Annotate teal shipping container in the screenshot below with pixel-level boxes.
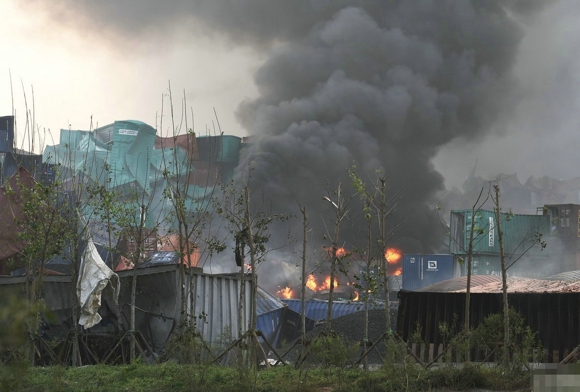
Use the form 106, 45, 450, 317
449, 210, 549, 255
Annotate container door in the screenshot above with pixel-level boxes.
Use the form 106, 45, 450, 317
421, 255, 454, 288
402, 254, 421, 291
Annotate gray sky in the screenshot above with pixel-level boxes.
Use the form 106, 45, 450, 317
1, 1, 260, 151
3, 0, 579, 193
433, 0, 580, 188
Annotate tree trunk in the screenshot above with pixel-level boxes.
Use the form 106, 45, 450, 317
326, 184, 342, 333
380, 179, 391, 334
363, 199, 372, 371
130, 205, 146, 363
244, 186, 259, 366
130, 262, 137, 362
71, 239, 81, 367
300, 207, 307, 348
178, 221, 187, 331
494, 185, 509, 364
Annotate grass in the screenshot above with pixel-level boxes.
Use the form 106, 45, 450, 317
0, 361, 532, 392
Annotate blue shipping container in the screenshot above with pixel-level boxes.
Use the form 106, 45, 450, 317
402, 254, 457, 291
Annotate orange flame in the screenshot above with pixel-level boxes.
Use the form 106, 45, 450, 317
321, 276, 339, 290
276, 286, 293, 299
335, 247, 347, 258
352, 291, 359, 301
385, 248, 402, 263
393, 267, 402, 276
304, 274, 339, 292
306, 274, 317, 291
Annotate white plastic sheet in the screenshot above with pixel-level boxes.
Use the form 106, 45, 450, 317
77, 237, 120, 328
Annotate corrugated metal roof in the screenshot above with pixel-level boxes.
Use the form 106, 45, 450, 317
257, 308, 284, 347
419, 274, 580, 293
418, 275, 501, 292
547, 270, 580, 281
257, 286, 286, 315
282, 299, 383, 322
464, 277, 580, 293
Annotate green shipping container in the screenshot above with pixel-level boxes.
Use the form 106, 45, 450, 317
450, 209, 549, 255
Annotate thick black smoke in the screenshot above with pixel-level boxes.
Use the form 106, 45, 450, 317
223, 1, 546, 253
21, 0, 554, 253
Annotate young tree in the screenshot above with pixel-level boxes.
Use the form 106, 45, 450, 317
299, 206, 308, 351
84, 145, 166, 363
214, 176, 290, 367
464, 188, 488, 334
322, 183, 352, 333
348, 167, 400, 367
158, 85, 219, 334
490, 183, 546, 364
493, 184, 509, 364
4, 168, 68, 365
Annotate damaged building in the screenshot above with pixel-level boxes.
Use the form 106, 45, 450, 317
0, 116, 308, 365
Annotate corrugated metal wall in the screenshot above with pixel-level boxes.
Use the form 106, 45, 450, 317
118, 266, 253, 350
1, 267, 257, 359
397, 290, 580, 363
0, 275, 75, 340
188, 270, 252, 345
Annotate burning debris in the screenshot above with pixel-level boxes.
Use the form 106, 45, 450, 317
385, 247, 402, 276
276, 286, 293, 299
272, 246, 404, 301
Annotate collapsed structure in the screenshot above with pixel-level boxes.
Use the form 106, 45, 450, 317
4, 112, 580, 364
0, 117, 374, 364
0, 117, 279, 364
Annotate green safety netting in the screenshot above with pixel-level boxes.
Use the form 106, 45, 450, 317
43, 120, 240, 230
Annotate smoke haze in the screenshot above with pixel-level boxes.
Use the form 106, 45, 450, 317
19, 0, 576, 254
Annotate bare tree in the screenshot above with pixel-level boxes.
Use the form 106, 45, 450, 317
158, 85, 220, 335
464, 188, 489, 334
347, 167, 401, 368
490, 183, 546, 365
300, 206, 308, 353
213, 175, 290, 368
493, 184, 509, 364
322, 183, 352, 333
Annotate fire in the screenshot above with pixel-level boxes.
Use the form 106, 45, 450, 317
306, 274, 317, 291
335, 247, 347, 258
276, 286, 293, 299
352, 291, 359, 301
385, 248, 402, 263
305, 274, 338, 292
385, 248, 403, 276
321, 276, 338, 290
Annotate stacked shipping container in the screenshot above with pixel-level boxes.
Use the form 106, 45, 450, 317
449, 209, 550, 277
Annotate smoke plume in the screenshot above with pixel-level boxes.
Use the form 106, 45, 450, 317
21, 0, 555, 253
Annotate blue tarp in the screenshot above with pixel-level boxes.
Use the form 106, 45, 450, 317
256, 287, 286, 347
282, 299, 384, 322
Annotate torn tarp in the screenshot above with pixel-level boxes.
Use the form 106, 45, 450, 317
77, 237, 120, 328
